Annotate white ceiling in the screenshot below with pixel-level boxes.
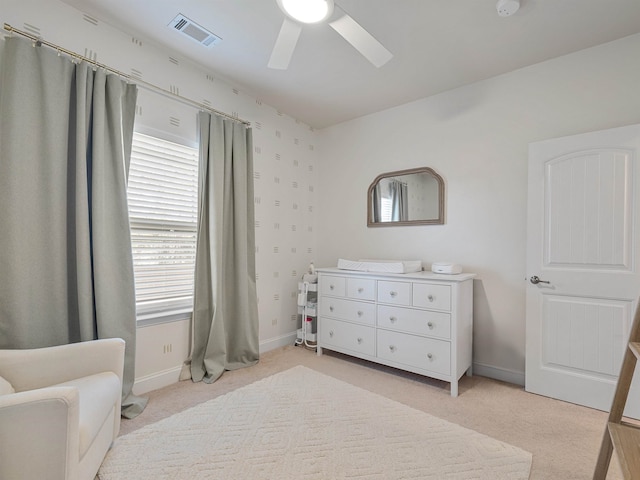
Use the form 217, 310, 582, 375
60, 0, 640, 129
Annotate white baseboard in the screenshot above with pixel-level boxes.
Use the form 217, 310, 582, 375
132, 333, 298, 396
260, 331, 298, 353
133, 366, 183, 395
473, 362, 525, 386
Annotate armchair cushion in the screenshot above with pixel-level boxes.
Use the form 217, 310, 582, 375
53, 372, 121, 457
0, 376, 15, 395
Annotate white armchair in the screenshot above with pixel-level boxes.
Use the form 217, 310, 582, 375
0, 338, 125, 480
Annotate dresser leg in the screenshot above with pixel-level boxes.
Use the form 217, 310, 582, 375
450, 381, 458, 397
317, 346, 323, 356
466, 365, 473, 377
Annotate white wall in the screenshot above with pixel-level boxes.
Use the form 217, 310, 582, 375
317, 33, 640, 383
4, 0, 319, 393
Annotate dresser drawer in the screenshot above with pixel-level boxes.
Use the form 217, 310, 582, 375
413, 283, 451, 311
319, 297, 375, 326
320, 318, 375, 356
377, 305, 451, 340
377, 280, 411, 306
320, 275, 346, 297
377, 330, 451, 376
347, 278, 375, 301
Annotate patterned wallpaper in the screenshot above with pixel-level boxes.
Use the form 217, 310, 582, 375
2, 0, 319, 344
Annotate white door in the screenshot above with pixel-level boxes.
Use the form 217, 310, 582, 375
526, 123, 640, 418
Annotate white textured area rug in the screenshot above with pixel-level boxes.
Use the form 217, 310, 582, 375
98, 366, 532, 479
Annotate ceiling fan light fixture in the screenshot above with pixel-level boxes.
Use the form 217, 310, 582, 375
277, 0, 334, 24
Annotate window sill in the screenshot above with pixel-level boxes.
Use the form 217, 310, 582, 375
136, 308, 192, 328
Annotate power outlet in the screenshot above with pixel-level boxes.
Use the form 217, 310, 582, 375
163, 344, 173, 354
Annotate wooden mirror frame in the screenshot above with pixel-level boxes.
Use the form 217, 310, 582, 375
367, 167, 445, 227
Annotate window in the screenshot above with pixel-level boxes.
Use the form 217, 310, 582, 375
380, 197, 392, 222
127, 132, 199, 320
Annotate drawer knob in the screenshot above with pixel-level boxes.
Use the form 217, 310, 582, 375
358, 287, 364, 293
389, 316, 397, 323
428, 295, 434, 302
329, 305, 334, 312
427, 321, 434, 328
357, 310, 363, 317
427, 353, 433, 359
389, 345, 396, 352
329, 331, 334, 337
330, 284, 335, 290
390, 291, 397, 298
357, 337, 363, 344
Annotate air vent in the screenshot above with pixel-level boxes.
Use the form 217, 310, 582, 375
168, 14, 221, 47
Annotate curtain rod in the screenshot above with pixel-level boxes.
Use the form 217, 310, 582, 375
2, 23, 251, 126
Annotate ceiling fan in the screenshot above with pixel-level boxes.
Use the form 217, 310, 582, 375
268, 0, 393, 70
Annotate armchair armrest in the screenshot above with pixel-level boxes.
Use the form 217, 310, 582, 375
0, 338, 125, 392
0, 387, 80, 480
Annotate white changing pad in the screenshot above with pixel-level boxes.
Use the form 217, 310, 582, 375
337, 258, 422, 274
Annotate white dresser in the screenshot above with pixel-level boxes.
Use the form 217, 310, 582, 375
316, 268, 475, 397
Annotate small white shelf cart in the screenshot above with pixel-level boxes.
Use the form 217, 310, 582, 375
295, 281, 318, 349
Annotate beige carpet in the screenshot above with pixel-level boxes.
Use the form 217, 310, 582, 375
99, 365, 532, 479
115, 346, 624, 479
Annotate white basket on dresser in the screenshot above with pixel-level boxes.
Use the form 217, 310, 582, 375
316, 267, 476, 397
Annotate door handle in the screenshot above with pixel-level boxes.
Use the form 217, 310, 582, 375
530, 275, 550, 285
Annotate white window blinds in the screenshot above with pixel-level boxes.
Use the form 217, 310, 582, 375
128, 132, 199, 318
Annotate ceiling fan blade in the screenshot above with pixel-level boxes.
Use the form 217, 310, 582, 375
329, 14, 392, 68
268, 18, 302, 70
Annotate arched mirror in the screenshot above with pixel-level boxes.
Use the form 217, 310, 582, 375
367, 167, 444, 227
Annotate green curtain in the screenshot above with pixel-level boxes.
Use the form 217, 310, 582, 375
389, 179, 408, 222
0, 37, 146, 418
190, 112, 259, 383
